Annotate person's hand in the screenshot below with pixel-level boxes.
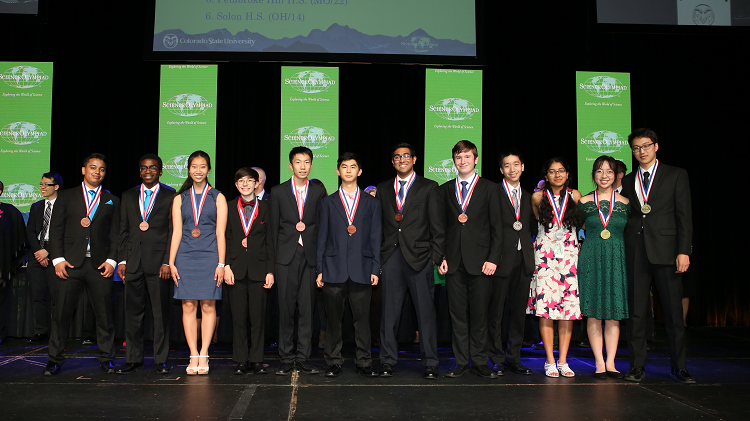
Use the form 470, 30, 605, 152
264, 273, 274, 289
371, 274, 379, 286
55, 261, 74, 279
676, 254, 690, 273
117, 264, 126, 281
224, 266, 235, 285
40, 258, 49, 268
171, 265, 180, 287
34, 249, 49, 264
159, 265, 171, 280
316, 273, 324, 288
481, 261, 497, 276
438, 259, 448, 275
99, 262, 115, 278
214, 266, 225, 287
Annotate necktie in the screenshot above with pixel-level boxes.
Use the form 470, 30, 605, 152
40, 201, 52, 241
642, 171, 650, 191
461, 181, 468, 202
144, 190, 153, 211
512, 188, 519, 213
398, 180, 406, 201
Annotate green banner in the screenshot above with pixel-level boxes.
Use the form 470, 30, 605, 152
280, 67, 339, 191
0, 62, 53, 214
423, 69, 483, 184
158, 64, 218, 190
575, 71, 632, 193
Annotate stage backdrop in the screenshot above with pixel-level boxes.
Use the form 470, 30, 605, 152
0, 62, 53, 214
575, 71, 631, 193
423, 69, 483, 185
158, 64, 218, 190
280, 67, 339, 191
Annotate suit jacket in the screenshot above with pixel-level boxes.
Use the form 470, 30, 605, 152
375, 175, 443, 271
226, 198, 275, 281
621, 162, 693, 265
117, 183, 175, 274
0, 202, 27, 280
48, 185, 120, 268
316, 188, 382, 285
436, 177, 503, 276
495, 182, 535, 277
270, 180, 326, 267
26, 199, 48, 257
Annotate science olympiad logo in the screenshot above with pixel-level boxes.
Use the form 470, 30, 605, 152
428, 159, 459, 183
285, 71, 336, 94
164, 155, 190, 179
402, 37, 439, 53
284, 126, 335, 149
162, 94, 213, 117
580, 130, 628, 154
1, 66, 49, 89
163, 34, 179, 49
430, 98, 480, 121
693, 5, 715, 25
3, 183, 42, 208
579, 76, 628, 99
1, 121, 48, 145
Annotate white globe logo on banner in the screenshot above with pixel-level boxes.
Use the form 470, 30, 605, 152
163, 93, 212, 117
581, 130, 628, 154
693, 5, 715, 25
163, 34, 179, 49
164, 155, 190, 178
2, 66, 48, 89
285, 126, 334, 149
581, 76, 627, 99
287, 71, 335, 94
1, 121, 47, 145
429, 159, 459, 183
402, 37, 438, 53
3, 183, 41, 207
431, 98, 479, 121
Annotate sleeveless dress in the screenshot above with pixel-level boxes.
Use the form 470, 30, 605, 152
527, 192, 582, 320
174, 187, 222, 301
578, 199, 629, 320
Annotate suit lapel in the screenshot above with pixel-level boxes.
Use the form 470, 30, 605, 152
399, 175, 419, 216
333, 189, 351, 224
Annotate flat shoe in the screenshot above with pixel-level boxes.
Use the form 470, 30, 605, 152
606, 370, 624, 379
557, 363, 575, 377
593, 371, 607, 379
544, 362, 559, 378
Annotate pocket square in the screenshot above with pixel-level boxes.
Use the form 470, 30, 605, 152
105, 200, 113, 205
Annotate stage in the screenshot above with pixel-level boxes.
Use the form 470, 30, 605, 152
0, 324, 747, 421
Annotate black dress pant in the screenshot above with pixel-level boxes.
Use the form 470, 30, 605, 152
227, 276, 267, 363
627, 233, 687, 369
489, 251, 531, 366
124, 265, 172, 364
380, 246, 438, 367
323, 279, 372, 367
26, 257, 55, 336
276, 245, 316, 363
446, 264, 492, 366
49, 258, 115, 363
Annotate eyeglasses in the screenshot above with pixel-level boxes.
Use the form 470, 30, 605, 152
236, 179, 256, 185
595, 170, 615, 176
392, 153, 412, 161
547, 169, 567, 176
139, 165, 159, 172
39, 183, 56, 187
632, 142, 654, 153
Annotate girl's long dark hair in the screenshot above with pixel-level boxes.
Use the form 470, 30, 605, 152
538, 157, 581, 230
177, 150, 212, 195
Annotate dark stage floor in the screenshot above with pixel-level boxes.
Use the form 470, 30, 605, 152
1, 325, 748, 421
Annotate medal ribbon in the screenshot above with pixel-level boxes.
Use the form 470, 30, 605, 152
544, 189, 568, 229
394, 171, 416, 213
594, 188, 615, 230
190, 185, 210, 229
636, 159, 659, 206
237, 198, 258, 237
139, 184, 160, 222
454, 173, 479, 214
338, 185, 360, 226
291, 178, 309, 221
81, 183, 102, 220
502, 179, 522, 222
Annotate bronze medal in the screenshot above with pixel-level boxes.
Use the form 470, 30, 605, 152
139, 221, 149, 231
458, 213, 468, 223
81, 217, 91, 227
191, 228, 201, 238
296, 221, 306, 232
241, 237, 248, 248
641, 204, 651, 214
513, 221, 523, 231
395, 212, 403, 222
347, 224, 357, 235
600, 229, 611, 240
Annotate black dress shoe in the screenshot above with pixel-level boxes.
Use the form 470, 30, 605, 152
100, 361, 115, 374
445, 364, 470, 378
82, 338, 96, 346
424, 366, 439, 379
234, 362, 249, 375
276, 362, 295, 375
606, 370, 624, 379
28, 334, 49, 344
43, 361, 61, 376
472, 365, 499, 379
505, 362, 532, 375
295, 361, 319, 374
116, 362, 143, 374
593, 371, 608, 379
355, 365, 379, 377
623, 366, 645, 382
250, 363, 268, 375
156, 363, 171, 374
325, 364, 343, 377
490, 363, 506, 376
671, 368, 696, 384
378, 363, 394, 377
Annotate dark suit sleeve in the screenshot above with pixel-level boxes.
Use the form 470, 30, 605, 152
427, 182, 444, 264
25, 203, 42, 254
487, 183, 504, 266
107, 196, 121, 262
370, 198, 382, 276
316, 198, 330, 276
673, 169, 693, 256
118, 192, 130, 264
48, 193, 67, 261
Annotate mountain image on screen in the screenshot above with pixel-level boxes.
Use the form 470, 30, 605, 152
154, 24, 475, 56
